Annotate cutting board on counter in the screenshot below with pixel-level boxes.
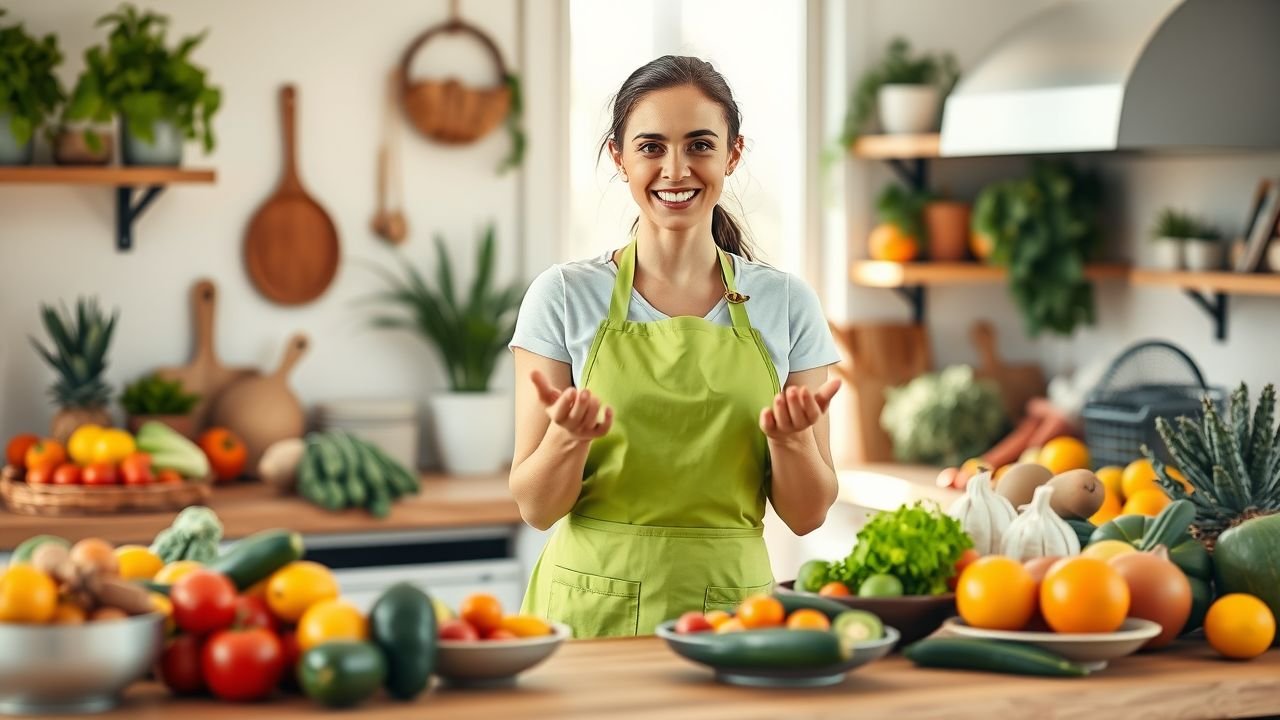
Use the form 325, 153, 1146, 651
830, 322, 932, 463
970, 320, 1046, 422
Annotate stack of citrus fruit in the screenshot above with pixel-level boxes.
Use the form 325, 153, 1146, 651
1088, 459, 1191, 525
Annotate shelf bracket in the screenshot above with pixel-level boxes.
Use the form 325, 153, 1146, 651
1183, 289, 1229, 342
115, 185, 165, 251
893, 285, 926, 324
885, 158, 928, 191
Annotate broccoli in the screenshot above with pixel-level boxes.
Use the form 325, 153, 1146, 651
150, 506, 224, 564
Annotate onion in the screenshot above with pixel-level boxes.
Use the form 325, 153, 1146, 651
1109, 545, 1191, 649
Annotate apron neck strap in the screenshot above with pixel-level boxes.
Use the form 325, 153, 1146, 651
609, 241, 752, 330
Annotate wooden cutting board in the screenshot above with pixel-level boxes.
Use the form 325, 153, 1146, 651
830, 322, 932, 463
970, 320, 1046, 423
244, 85, 340, 305
154, 279, 258, 433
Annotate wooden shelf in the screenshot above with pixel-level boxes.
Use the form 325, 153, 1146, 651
1130, 269, 1280, 296
851, 261, 1130, 288
851, 133, 941, 160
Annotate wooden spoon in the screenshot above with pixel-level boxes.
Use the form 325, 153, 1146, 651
371, 70, 408, 244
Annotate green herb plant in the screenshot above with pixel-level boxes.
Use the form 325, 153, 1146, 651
497, 73, 525, 174
828, 501, 973, 596
840, 37, 959, 148
65, 4, 221, 152
880, 365, 1007, 467
1151, 208, 1220, 242
0, 9, 65, 146
876, 182, 933, 239
120, 374, 200, 416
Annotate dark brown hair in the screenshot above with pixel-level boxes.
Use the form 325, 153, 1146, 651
599, 55, 755, 260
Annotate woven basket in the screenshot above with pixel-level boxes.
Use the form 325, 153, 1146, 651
0, 465, 212, 516
398, 18, 511, 144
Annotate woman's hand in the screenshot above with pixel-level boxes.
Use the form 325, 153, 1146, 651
530, 370, 614, 442
759, 378, 842, 441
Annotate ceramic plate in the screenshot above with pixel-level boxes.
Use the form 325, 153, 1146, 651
941, 617, 1162, 671
435, 622, 571, 687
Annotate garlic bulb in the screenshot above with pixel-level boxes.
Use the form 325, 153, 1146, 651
1001, 484, 1081, 561
947, 471, 1017, 555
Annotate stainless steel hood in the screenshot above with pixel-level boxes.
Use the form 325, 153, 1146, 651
939, 0, 1280, 157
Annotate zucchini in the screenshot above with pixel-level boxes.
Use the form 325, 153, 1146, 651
368, 492, 392, 519
687, 628, 847, 668
205, 530, 305, 590
1139, 499, 1196, 552
904, 638, 1088, 677
775, 591, 860, 621
311, 433, 345, 479
370, 444, 419, 495
369, 583, 437, 700
357, 442, 392, 498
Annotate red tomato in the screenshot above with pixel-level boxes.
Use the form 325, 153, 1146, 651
81, 463, 118, 486
202, 627, 284, 702
24, 439, 65, 472
949, 548, 981, 590
199, 428, 247, 482
277, 628, 301, 691
5, 434, 39, 467
119, 452, 154, 485
156, 468, 183, 483
438, 619, 480, 641
171, 570, 238, 635
51, 463, 82, 485
25, 464, 56, 485
675, 611, 714, 634
234, 595, 278, 633
158, 634, 206, 695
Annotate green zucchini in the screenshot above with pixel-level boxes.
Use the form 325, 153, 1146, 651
904, 638, 1088, 677
205, 530, 305, 590
1139, 499, 1196, 552
299, 641, 386, 708
311, 433, 345, 478
687, 628, 847, 668
369, 583, 437, 700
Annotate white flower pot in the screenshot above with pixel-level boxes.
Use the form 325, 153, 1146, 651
877, 85, 941, 135
1150, 237, 1185, 270
428, 391, 512, 475
1184, 241, 1224, 272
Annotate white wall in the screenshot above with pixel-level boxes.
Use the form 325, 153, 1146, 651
0, 0, 564, 467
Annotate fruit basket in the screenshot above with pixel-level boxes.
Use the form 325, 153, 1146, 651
0, 465, 211, 516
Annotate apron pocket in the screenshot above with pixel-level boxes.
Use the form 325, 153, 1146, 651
549, 565, 641, 638
704, 582, 775, 615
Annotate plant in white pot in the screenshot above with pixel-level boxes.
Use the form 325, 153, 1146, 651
842, 37, 959, 145
366, 224, 526, 475
1183, 221, 1224, 272
0, 10, 65, 165
1149, 208, 1220, 271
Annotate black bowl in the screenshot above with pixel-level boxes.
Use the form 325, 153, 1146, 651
777, 580, 955, 645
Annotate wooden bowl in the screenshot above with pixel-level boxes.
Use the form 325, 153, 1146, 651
776, 581, 955, 645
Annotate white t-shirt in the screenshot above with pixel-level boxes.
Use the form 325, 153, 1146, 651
509, 248, 840, 387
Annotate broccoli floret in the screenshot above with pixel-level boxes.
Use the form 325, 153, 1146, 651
150, 506, 224, 564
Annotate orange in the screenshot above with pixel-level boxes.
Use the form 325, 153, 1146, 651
1040, 557, 1129, 633
868, 223, 919, 262
114, 546, 164, 581
5, 433, 39, 468
785, 608, 830, 631
500, 615, 553, 638
736, 595, 785, 629
1121, 459, 1159, 499
1167, 468, 1193, 493
1122, 488, 1171, 517
0, 564, 58, 623
715, 617, 745, 634
817, 581, 851, 597
266, 561, 340, 623
970, 230, 995, 261
1204, 594, 1275, 659
154, 560, 203, 585
23, 439, 65, 472
703, 610, 732, 629
1089, 486, 1123, 525
460, 593, 504, 636
956, 556, 1037, 631
1095, 466, 1124, 499
298, 599, 368, 651
1038, 437, 1090, 475
51, 601, 87, 625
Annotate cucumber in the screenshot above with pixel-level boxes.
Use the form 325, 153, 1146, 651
370, 444, 419, 495
205, 530, 304, 590
368, 491, 392, 519
1140, 499, 1196, 551
311, 433, 345, 479
688, 628, 847, 668
775, 591, 857, 621
369, 583, 436, 700
343, 472, 368, 509
299, 641, 386, 708
904, 638, 1088, 677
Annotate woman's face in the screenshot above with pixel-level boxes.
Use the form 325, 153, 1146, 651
610, 84, 743, 234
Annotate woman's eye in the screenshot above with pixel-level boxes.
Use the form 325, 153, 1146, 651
639, 142, 662, 154
690, 140, 714, 152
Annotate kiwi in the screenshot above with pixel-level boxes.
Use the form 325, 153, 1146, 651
995, 463, 1053, 508
1046, 469, 1105, 519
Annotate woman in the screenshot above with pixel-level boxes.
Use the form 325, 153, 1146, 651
508, 56, 841, 638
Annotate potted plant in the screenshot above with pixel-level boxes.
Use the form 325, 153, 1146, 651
1148, 208, 1196, 270
65, 4, 221, 166
1183, 219, 1224, 272
0, 10, 65, 165
923, 193, 973, 262
120, 374, 201, 438
30, 298, 119, 443
365, 224, 526, 475
842, 37, 959, 145
869, 183, 930, 262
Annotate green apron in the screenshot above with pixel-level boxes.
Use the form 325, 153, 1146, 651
520, 241, 781, 638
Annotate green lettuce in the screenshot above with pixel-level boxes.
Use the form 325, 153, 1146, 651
829, 501, 972, 596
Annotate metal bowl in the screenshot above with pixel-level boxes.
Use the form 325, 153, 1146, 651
435, 622, 570, 688
0, 612, 164, 715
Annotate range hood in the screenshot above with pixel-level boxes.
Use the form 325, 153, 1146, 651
939, 0, 1280, 157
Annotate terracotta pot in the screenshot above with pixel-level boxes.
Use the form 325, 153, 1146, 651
923, 201, 972, 261
127, 414, 197, 440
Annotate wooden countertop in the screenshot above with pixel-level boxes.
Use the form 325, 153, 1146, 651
0, 474, 522, 550
100, 637, 1280, 720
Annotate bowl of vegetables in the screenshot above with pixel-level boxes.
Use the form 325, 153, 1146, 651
434, 593, 569, 687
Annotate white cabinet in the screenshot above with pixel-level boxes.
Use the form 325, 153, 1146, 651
331, 558, 523, 613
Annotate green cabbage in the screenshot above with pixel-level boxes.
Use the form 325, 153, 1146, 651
880, 365, 1007, 467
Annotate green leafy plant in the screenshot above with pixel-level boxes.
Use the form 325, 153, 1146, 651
0, 10, 65, 146
366, 224, 526, 392
29, 297, 118, 441
876, 183, 933, 238
840, 37, 959, 147
120, 374, 200, 416
828, 501, 973, 596
65, 4, 221, 152
880, 365, 1006, 467
497, 73, 525, 175
1151, 208, 1220, 242
972, 160, 1103, 336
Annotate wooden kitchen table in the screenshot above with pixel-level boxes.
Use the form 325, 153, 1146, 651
92, 637, 1280, 720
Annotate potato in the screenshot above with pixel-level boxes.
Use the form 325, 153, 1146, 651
90, 606, 129, 622
1047, 469, 1106, 520
91, 577, 157, 616
995, 463, 1053, 508
70, 538, 118, 577
31, 542, 70, 577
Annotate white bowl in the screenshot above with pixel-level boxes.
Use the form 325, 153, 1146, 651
435, 622, 570, 687
941, 617, 1161, 671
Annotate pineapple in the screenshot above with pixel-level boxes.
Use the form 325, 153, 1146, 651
1144, 382, 1280, 548
29, 298, 118, 443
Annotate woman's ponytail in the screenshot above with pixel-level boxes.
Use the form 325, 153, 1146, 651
712, 204, 753, 261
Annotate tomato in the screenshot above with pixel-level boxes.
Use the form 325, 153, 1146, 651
675, 611, 713, 634
51, 463, 82, 485
158, 634, 206, 695
6, 434, 39, 467
119, 452, 154, 485
234, 595, 278, 633
199, 428, 247, 482
202, 627, 284, 702
24, 439, 65, 471
277, 628, 301, 690
737, 595, 785, 629
81, 463, 118, 486
171, 570, 238, 635
460, 593, 504, 636
156, 468, 183, 484
948, 548, 981, 590
438, 619, 480, 641
817, 581, 851, 597
25, 464, 56, 485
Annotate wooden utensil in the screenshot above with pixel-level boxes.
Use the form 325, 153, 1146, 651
207, 333, 309, 470
154, 279, 258, 434
830, 322, 933, 463
244, 85, 340, 305
371, 70, 408, 244
970, 320, 1047, 423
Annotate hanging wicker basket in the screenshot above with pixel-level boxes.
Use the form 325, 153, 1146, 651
398, 18, 511, 145
0, 465, 212, 516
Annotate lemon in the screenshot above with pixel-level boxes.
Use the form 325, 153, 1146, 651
67, 424, 104, 465
1080, 539, 1136, 561
90, 429, 136, 465
154, 560, 203, 585
115, 546, 164, 581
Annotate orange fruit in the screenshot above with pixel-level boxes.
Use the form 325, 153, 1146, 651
460, 593, 504, 636
1122, 488, 1171, 517
1095, 466, 1124, 499
703, 610, 732, 629
868, 223, 919, 262
1040, 557, 1129, 633
716, 617, 746, 633
1121, 459, 1159, 499
298, 598, 368, 651
1089, 486, 1123, 525
500, 615, 553, 638
1038, 437, 1090, 474
154, 560, 203, 585
266, 561, 340, 623
114, 546, 164, 581
51, 601, 87, 625
0, 564, 58, 623
1167, 468, 1193, 493
1080, 540, 1137, 562
817, 581, 851, 597
785, 608, 830, 631
737, 595, 785, 629
1204, 594, 1275, 659
5, 434, 39, 468
956, 556, 1037, 631
970, 230, 995, 261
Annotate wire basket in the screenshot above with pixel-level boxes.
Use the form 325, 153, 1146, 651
1081, 340, 1224, 469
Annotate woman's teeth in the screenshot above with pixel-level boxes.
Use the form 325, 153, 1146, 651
656, 190, 697, 203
